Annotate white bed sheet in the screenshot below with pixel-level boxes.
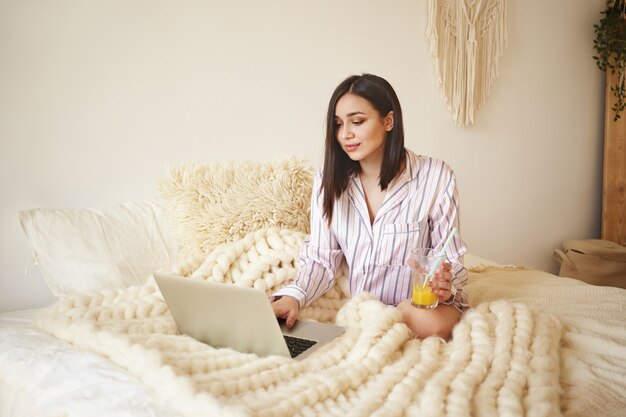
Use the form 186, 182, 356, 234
0, 309, 183, 417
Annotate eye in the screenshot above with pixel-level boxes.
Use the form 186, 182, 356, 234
352, 120, 364, 126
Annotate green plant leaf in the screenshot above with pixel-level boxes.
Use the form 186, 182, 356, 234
593, 1, 626, 121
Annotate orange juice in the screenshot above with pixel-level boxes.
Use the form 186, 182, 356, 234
412, 284, 438, 308
409, 248, 440, 309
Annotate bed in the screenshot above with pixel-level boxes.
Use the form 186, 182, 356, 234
2, 156, 625, 417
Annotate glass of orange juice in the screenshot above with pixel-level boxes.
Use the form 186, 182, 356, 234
409, 248, 440, 309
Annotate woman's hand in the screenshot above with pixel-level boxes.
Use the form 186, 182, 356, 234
429, 262, 454, 302
271, 296, 300, 328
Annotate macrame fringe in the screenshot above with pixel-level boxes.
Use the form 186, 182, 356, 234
427, 0, 507, 126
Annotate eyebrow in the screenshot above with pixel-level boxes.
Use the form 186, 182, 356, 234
335, 111, 366, 118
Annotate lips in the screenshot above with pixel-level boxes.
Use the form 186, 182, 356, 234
345, 143, 360, 152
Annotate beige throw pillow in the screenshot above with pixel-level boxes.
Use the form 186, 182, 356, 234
159, 155, 314, 261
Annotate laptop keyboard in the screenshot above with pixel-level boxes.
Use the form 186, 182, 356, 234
283, 335, 317, 358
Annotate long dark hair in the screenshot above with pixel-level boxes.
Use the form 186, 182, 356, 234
321, 73, 406, 223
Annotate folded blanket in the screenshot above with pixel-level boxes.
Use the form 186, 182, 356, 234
35, 228, 563, 417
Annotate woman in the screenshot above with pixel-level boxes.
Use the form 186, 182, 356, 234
272, 74, 469, 340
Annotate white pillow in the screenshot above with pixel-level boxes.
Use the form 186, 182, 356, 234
19, 200, 179, 297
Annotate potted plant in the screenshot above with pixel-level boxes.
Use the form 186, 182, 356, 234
594, 0, 626, 121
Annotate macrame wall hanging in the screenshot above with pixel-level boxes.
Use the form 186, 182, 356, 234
427, 0, 507, 126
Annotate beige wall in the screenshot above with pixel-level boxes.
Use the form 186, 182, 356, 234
0, 0, 605, 312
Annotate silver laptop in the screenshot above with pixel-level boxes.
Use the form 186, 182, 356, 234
154, 272, 345, 360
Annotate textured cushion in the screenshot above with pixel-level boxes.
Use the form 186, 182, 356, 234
19, 200, 179, 297
159, 155, 314, 262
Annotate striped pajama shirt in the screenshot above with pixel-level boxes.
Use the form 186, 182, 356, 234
273, 149, 469, 313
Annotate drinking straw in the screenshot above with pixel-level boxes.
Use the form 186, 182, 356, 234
422, 227, 457, 287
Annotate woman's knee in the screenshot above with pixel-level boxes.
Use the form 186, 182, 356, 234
398, 301, 461, 340
415, 313, 451, 339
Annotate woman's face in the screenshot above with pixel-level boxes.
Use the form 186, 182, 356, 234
334, 93, 393, 166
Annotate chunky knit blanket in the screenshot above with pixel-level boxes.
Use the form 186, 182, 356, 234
35, 228, 562, 417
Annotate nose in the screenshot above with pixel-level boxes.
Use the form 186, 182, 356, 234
338, 124, 354, 141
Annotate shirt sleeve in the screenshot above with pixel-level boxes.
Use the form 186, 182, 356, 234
430, 166, 469, 313
271, 174, 344, 308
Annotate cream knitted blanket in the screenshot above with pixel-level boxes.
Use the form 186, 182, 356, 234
35, 228, 562, 417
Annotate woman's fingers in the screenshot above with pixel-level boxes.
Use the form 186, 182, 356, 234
286, 308, 298, 328
431, 280, 451, 291
271, 296, 300, 328
429, 264, 452, 299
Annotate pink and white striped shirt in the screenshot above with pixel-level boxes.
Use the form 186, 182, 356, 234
273, 150, 469, 312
